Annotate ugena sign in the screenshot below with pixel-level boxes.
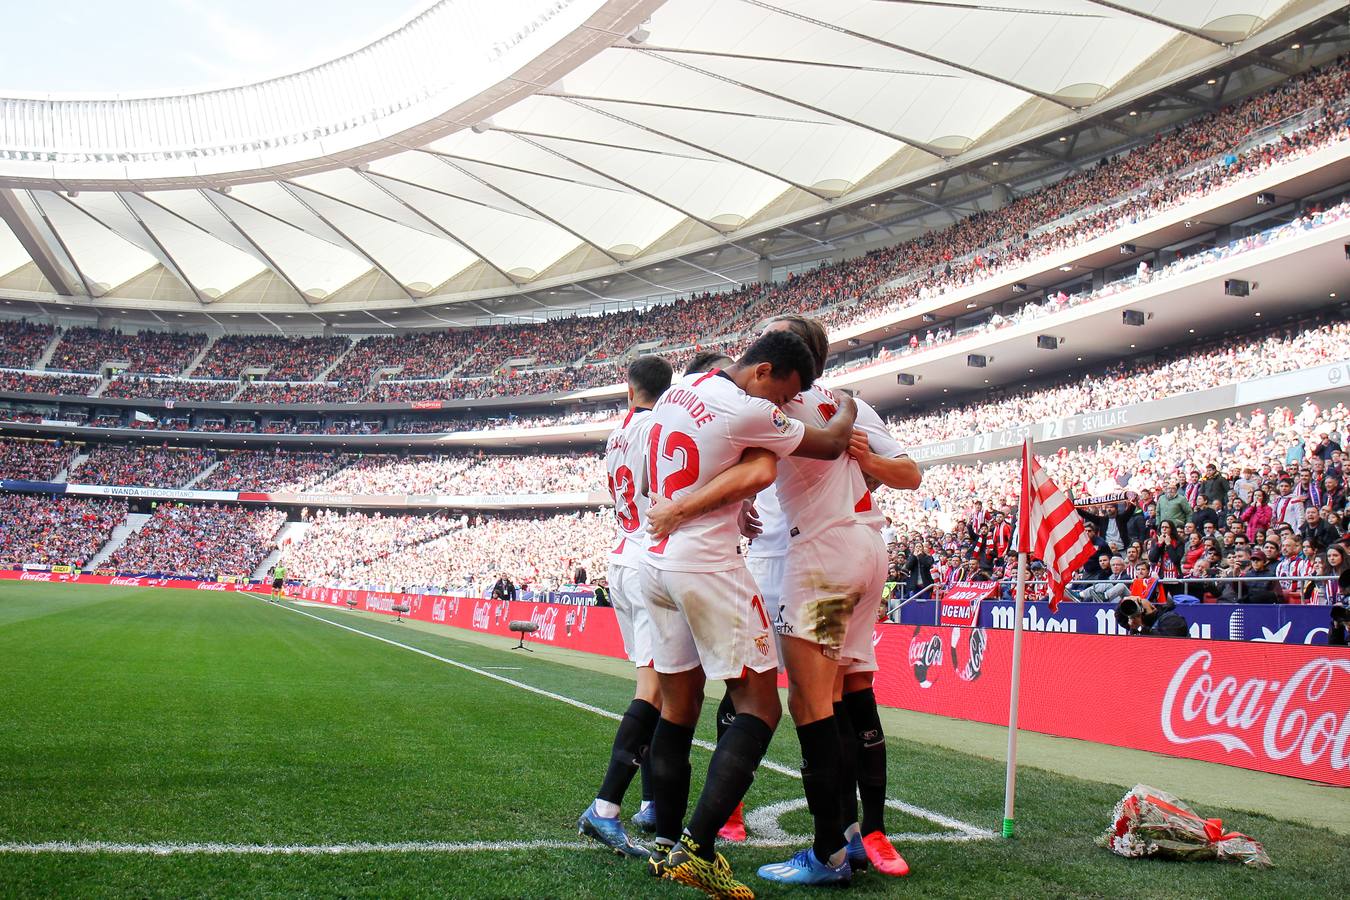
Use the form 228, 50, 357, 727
1161, 649, 1350, 770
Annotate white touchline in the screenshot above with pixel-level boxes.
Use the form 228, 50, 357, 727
250, 594, 994, 843
0, 593, 993, 856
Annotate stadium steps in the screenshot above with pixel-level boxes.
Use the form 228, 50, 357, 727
316, 342, 356, 382
90, 377, 111, 398
32, 330, 62, 372
86, 513, 152, 571
254, 522, 310, 580
182, 461, 220, 490
180, 337, 217, 378
63, 452, 91, 482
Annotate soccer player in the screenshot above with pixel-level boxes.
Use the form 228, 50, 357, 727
577, 355, 674, 857
639, 330, 858, 897
746, 316, 919, 885
580, 354, 793, 859
270, 561, 286, 601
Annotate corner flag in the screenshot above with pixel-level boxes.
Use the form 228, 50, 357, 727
1018, 439, 1095, 611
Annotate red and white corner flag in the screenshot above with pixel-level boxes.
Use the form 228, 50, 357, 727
1017, 439, 1095, 611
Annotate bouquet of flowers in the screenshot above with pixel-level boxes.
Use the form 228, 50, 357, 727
1097, 784, 1272, 869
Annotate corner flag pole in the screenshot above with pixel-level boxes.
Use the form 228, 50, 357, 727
1003, 439, 1033, 838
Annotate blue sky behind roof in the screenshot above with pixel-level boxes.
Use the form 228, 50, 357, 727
1, 0, 426, 95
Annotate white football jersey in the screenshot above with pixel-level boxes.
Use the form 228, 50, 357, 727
605, 407, 656, 569
745, 483, 788, 560
645, 370, 805, 572
852, 397, 905, 531
773, 385, 868, 542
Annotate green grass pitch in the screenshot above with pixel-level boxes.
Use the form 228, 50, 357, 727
0, 580, 1343, 898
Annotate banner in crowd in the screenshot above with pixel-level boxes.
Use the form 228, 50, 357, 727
871, 626, 1349, 787
901, 598, 1340, 645
937, 582, 995, 626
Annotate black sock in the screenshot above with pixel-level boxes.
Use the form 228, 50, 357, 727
715, 692, 736, 742
843, 688, 887, 835
833, 701, 860, 830
797, 716, 845, 865
640, 756, 654, 804
686, 713, 774, 859
597, 699, 660, 806
649, 717, 695, 846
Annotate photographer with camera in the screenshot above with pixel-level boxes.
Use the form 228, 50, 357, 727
1115, 593, 1189, 637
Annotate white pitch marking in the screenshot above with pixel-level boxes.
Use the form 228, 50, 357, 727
0, 840, 591, 856
247, 594, 808, 778
481, 666, 523, 671
742, 798, 992, 847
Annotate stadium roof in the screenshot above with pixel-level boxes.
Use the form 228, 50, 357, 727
0, 0, 1338, 320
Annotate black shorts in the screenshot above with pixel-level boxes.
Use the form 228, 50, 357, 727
273, 578, 284, 589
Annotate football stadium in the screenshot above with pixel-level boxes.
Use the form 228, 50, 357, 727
1, 1, 1349, 897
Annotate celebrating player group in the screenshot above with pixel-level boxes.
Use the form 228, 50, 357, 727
577, 315, 921, 898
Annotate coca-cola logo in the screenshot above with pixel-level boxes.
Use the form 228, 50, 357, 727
196, 583, 227, 591
1161, 650, 1350, 771
19, 572, 52, 581
909, 634, 943, 689
531, 606, 558, 642
472, 602, 492, 631
110, 577, 143, 586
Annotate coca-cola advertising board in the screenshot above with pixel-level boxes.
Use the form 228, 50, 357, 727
873, 625, 1349, 786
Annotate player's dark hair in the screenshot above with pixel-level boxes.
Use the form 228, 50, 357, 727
765, 314, 829, 378
627, 355, 673, 403
737, 330, 817, 392
684, 351, 733, 375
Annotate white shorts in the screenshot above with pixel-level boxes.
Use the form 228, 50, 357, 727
638, 560, 779, 681
608, 562, 654, 668
745, 554, 786, 617
780, 523, 887, 673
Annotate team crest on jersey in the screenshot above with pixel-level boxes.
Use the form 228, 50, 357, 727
754, 633, 771, 656
770, 407, 792, 433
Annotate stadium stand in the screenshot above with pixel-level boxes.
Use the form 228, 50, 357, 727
0, 437, 74, 481
0, 494, 128, 570
196, 451, 357, 492
193, 335, 351, 381
70, 446, 212, 488
0, 321, 55, 368
102, 377, 238, 402
108, 504, 285, 579
47, 327, 208, 376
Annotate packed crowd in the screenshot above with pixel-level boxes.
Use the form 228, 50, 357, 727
48, 327, 207, 376
196, 451, 355, 492
0, 494, 127, 569
284, 510, 611, 596
0, 321, 55, 368
71, 446, 212, 488
0, 437, 74, 481
877, 400, 1350, 603
236, 381, 368, 404
0, 370, 100, 395
302, 452, 603, 496
102, 377, 238, 402
194, 335, 351, 381
330, 330, 479, 381
108, 503, 285, 578
886, 317, 1350, 447
281, 510, 468, 587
